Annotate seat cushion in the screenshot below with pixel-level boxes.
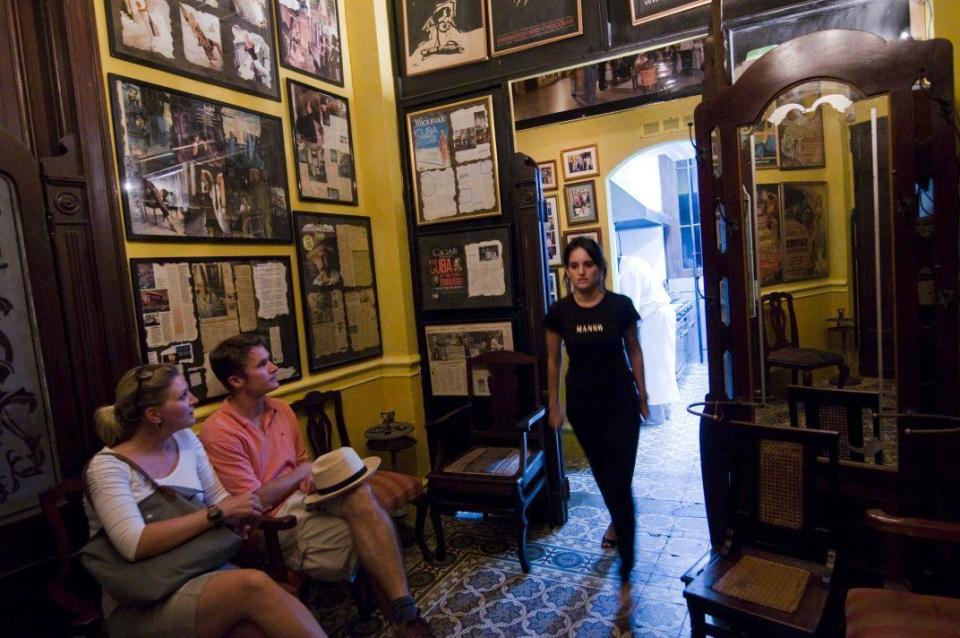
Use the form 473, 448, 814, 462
846, 588, 960, 637
367, 470, 423, 512
769, 347, 842, 368
441, 446, 538, 477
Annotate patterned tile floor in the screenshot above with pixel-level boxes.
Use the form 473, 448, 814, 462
309, 363, 709, 637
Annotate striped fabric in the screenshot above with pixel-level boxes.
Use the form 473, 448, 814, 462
367, 470, 423, 512
846, 588, 960, 638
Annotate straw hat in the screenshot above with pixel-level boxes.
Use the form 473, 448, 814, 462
303, 447, 380, 506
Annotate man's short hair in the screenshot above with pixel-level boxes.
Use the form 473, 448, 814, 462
210, 333, 266, 388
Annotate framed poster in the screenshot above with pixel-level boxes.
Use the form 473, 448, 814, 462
564, 180, 597, 226
402, 0, 488, 76
543, 194, 562, 267
424, 321, 514, 396
561, 144, 599, 180
630, 0, 710, 26
755, 183, 783, 285
776, 88, 825, 170
417, 225, 514, 311
547, 268, 559, 304
130, 256, 301, 403
538, 159, 558, 190
288, 79, 357, 204
487, 0, 582, 57
110, 75, 291, 242
747, 121, 778, 169
293, 212, 383, 371
563, 227, 602, 250
104, 0, 279, 100
407, 95, 501, 225
781, 182, 828, 282
276, 0, 344, 86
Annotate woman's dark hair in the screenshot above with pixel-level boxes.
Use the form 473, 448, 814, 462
562, 236, 608, 280
210, 333, 266, 387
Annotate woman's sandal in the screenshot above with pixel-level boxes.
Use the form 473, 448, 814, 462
601, 535, 619, 550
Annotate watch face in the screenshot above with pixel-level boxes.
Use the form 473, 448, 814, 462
208, 506, 224, 522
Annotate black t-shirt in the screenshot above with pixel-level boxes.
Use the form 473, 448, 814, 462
543, 292, 640, 417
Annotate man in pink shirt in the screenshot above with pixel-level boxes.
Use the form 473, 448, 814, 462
200, 334, 433, 638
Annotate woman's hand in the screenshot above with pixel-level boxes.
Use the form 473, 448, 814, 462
548, 406, 565, 430
639, 395, 650, 421
218, 491, 263, 525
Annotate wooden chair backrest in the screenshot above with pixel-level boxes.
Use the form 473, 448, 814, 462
761, 291, 799, 352
292, 389, 352, 456
787, 385, 881, 462
465, 351, 540, 443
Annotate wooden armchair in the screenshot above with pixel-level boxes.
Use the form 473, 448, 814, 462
762, 291, 850, 387
683, 419, 840, 637
787, 385, 883, 463
417, 350, 549, 573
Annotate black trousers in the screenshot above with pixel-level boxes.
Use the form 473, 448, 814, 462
568, 408, 640, 582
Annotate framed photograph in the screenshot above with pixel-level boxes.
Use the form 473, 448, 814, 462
110, 75, 291, 242
563, 180, 597, 226
547, 268, 559, 304
276, 0, 344, 86
776, 87, 825, 170
755, 183, 783, 285
417, 225, 513, 311
424, 321, 514, 396
130, 256, 301, 403
781, 182, 828, 282
561, 144, 599, 180
487, 0, 582, 57
563, 227, 602, 250
104, 0, 280, 100
402, 0, 488, 76
543, 194, 562, 267
407, 95, 501, 225
538, 160, 558, 190
293, 212, 382, 371
631, 0, 710, 26
288, 79, 357, 204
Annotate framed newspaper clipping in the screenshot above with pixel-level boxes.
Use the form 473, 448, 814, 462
294, 212, 383, 371
417, 225, 514, 311
130, 256, 301, 403
424, 320, 514, 396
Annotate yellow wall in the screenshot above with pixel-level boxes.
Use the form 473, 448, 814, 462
90, 0, 428, 476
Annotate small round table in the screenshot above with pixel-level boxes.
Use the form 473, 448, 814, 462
366, 435, 417, 471
826, 316, 861, 386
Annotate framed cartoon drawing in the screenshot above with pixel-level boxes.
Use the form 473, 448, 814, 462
563, 180, 597, 226
275, 0, 344, 86
543, 194, 562, 267
538, 159, 558, 190
562, 227, 602, 250
416, 225, 514, 311
487, 0, 582, 57
561, 144, 599, 180
781, 182, 828, 281
402, 0, 488, 76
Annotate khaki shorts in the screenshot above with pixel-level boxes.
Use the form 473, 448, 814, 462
275, 490, 357, 581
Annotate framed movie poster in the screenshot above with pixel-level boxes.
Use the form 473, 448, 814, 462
563, 227, 602, 250
538, 160, 558, 190
630, 0, 710, 26
293, 212, 383, 371
776, 88, 825, 170
104, 0, 280, 100
407, 95, 501, 225
130, 256, 301, 403
403, 0, 488, 76
564, 180, 597, 226
755, 183, 783, 285
424, 321, 514, 396
561, 144, 599, 180
543, 194, 562, 267
417, 225, 514, 311
781, 182, 829, 282
487, 0, 582, 57
110, 75, 291, 242
276, 0, 344, 86
288, 80, 357, 204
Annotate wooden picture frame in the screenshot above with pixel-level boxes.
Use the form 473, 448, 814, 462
781, 182, 829, 282
561, 144, 599, 180
417, 225, 514, 311
543, 194, 562, 267
287, 79, 358, 205
538, 159, 558, 190
563, 180, 598, 226
109, 75, 291, 242
275, 0, 344, 86
563, 227, 602, 250
104, 0, 280, 101
487, 0, 582, 57
293, 212, 383, 371
630, 0, 710, 26
402, 0, 488, 76
407, 95, 501, 225
423, 320, 514, 396
775, 86, 826, 170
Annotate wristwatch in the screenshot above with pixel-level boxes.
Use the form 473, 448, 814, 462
206, 505, 225, 527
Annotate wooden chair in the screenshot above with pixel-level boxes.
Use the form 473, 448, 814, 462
762, 291, 850, 387
787, 385, 883, 463
417, 350, 549, 573
683, 419, 840, 638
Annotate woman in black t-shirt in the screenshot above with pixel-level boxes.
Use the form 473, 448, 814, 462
544, 237, 649, 617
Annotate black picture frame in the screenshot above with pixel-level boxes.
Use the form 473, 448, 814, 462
287, 79, 358, 205
416, 225, 514, 311
487, 0, 582, 57
275, 0, 344, 87
293, 212, 383, 371
402, 0, 488, 76
104, 0, 280, 101
630, 0, 710, 26
130, 256, 301, 404
109, 74, 292, 243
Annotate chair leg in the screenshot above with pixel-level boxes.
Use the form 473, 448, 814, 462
836, 361, 850, 388
414, 497, 432, 561
516, 495, 531, 573
687, 601, 707, 638
430, 505, 446, 561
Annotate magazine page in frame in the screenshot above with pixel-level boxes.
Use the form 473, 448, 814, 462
403, 0, 488, 76
424, 321, 514, 396
276, 0, 344, 86
131, 256, 301, 403
487, 0, 582, 57
630, 0, 711, 26
110, 75, 291, 242
288, 79, 358, 204
543, 194, 562, 267
407, 95, 501, 225
781, 182, 828, 282
417, 225, 514, 311
104, 0, 280, 100
294, 212, 382, 370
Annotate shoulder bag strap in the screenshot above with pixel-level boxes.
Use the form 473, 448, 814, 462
85, 451, 177, 501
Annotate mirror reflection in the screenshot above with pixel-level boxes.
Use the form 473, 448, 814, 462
745, 80, 896, 467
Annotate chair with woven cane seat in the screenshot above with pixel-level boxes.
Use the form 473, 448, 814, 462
683, 419, 840, 638
787, 385, 883, 464
762, 291, 850, 388
417, 350, 549, 573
